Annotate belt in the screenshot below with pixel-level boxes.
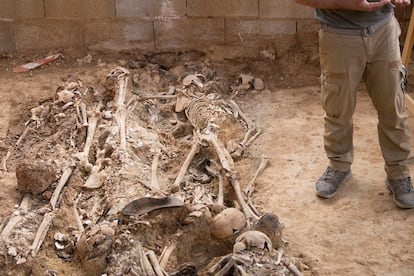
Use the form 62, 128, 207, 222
320, 16, 392, 36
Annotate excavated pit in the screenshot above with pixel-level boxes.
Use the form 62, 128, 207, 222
0, 49, 314, 276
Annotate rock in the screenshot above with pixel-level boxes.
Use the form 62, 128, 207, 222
252, 213, 283, 249
15, 161, 58, 195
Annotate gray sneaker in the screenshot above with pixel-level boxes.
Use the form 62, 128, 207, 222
316, 166, 352, 199
385, 177, 414, 209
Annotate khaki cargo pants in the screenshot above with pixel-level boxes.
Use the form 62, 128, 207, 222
319, 16, 411, 179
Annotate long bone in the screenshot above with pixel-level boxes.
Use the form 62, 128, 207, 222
146, 250, 166, 276
83, 148, 107, 189
1, 124, 31, 172
80, 102, 88, 127
244, 155, 269, 198
205, 159, 224, 206
30, 211, 55, 257
199, 132, 257, 221
73, 192, 84, 234
151, 150, 162, 190
50, 167, 73, 209
137, 241, 157, 276
108, 67, 130, 152
0, 194, 31, 241
159, 240, 177, 270
171, 134, 201, 193
199, 132, 234, 172
84, 105, 102, 156
230, 171, 259, 222
228, 100, 257, 146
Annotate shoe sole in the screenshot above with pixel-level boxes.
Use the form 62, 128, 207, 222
316, 171, 352, 199
385, 178, 414, 209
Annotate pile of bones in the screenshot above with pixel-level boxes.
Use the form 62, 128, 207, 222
0, 60, 305, 276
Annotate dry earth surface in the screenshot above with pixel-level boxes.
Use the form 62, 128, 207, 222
0, 39, 414, 276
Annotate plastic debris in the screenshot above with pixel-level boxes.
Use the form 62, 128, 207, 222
13, 54, 63, 73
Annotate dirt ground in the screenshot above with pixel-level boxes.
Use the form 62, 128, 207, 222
1, 38, 414, 276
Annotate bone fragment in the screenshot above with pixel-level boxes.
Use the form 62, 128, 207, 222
229, 100, 256, 145
137, 179, 167, 197
137, 95, 177, 101
75, 100, 82, 127
1, 125, 31, 172
146, 250, 166, 276
159, 240, 177, 269
205, 160, 224, 206
0, 194, 30, 241
61, 101, 74, 111
50, 167, 73, 209
73, 192, 84, 233
244, 155, 269, 198
288, 262, 303, 276
245, 128, 262, 147
207, 255, 231, 275
230, 172, 259, 222
83, 164, 102, 189
235, 265, 248, 276
199, 132, 234, 172
110, 67, 130, 152
114, 107, 127, 152
151, 150, 162, 190
171, 136, 201, 193
215, 257, 236, 276
275, 248, 284, 265
83, 103, 102, 158
31, 211, 55, 257
80, 102, 88, 127
217, 173, 224, 206
137, 241, 156, 276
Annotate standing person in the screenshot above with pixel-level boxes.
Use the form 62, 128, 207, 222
294, 0, 414, 208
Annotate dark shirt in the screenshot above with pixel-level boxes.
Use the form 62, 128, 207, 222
316, 4, 393, 29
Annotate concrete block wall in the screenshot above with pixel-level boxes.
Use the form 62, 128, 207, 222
0, 0, 411, 53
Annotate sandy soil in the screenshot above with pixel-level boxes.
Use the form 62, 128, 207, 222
0, 42, 414, 275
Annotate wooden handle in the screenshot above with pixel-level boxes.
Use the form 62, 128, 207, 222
402, 7, 414, 115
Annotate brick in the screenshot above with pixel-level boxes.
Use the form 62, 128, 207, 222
154, 18, 225, 50
85, 19, 154, 50
116, 0, 186, 18
0, 23, 15, 52
15, 0, 44, 19
0, 0, 15, 20
14, 19, 84, 50
45, 0, 115, 18
226, 19, 296, 45
188, 0, 258, 17
260, 0, 314, 19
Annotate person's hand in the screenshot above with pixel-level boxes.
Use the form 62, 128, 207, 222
390, 0, 411, 7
